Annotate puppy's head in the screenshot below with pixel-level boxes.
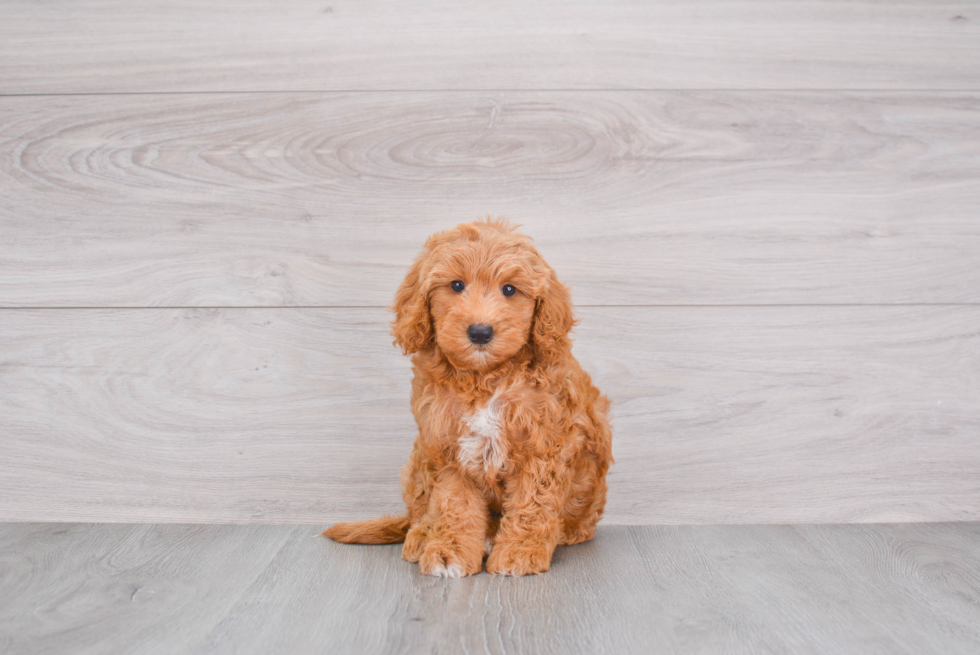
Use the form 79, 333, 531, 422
391, 218, 574, 371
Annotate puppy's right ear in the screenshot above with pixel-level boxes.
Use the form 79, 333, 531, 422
390, 254, 433, 354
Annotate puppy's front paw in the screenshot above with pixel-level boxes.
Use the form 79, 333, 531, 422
485, 542, 552, 576
418, 541, 482, 578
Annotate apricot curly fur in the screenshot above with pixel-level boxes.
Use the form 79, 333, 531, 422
323, 218, 613, 577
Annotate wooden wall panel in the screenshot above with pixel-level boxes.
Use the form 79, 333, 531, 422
2, 92, 978, 307
2, 1, 979, 93
2, 306, 977, 524
1, 1, 977, 527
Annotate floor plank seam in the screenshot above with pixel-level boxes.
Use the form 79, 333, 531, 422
3, 88, 980, 97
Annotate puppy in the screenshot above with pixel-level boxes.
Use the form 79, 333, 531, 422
324, 218, 612, 576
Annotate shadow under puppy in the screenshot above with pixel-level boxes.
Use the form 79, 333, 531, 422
324, 218, 612, 576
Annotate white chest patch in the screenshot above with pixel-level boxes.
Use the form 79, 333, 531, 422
458, 395, 507, 473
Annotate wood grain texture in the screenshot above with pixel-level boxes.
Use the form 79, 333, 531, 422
2, 1, 980, 93
1, 306, 977, 525
0, 523, 298, 655
2, 523, 979, 654
2, 0, 978, 537
2, 92, 979, 307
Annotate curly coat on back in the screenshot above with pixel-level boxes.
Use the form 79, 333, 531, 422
324, 219, 612, 577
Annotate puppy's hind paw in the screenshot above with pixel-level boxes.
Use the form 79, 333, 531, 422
402, 524, 429, 563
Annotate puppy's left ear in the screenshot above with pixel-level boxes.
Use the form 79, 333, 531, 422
390, 254, 433, 355
531, 270, 575, 363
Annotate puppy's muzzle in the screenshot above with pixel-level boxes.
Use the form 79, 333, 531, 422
467, 324, 494, 345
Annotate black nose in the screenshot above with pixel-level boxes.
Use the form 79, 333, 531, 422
467, 324, 494, 345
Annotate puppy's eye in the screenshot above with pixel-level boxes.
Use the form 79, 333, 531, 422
451, 280, 465, 293
501, 284, 516, 297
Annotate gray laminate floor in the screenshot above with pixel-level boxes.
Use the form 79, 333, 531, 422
1, 522, 978, 654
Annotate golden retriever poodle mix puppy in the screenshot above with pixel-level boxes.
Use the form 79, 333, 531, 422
324, 218, 612, 577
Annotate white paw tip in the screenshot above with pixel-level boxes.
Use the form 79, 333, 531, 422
430, 562, 463, 578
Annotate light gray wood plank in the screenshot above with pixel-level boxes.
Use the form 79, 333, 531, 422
601, 305, 980, 524
0, 523, 299, 655
2, 523, 979, 654
2, 92, 979, 307
1, 1, 979, 93
0, 308, 413, 524
1, 306, 977, 524
795, 523, 980, 652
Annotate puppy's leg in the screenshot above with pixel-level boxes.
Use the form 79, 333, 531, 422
417, 466, 488, 578
559, 455, 608, 546
486, 458, 564, 576
399, 446, 434, 563
402, 519, 432, 563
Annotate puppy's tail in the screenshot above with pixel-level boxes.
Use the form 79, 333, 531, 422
322, 515, 410, 544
